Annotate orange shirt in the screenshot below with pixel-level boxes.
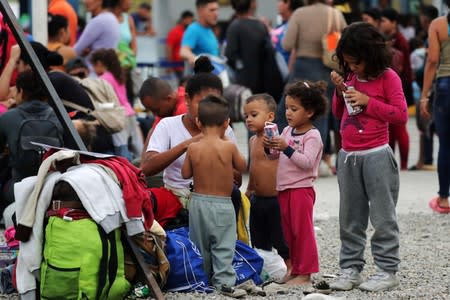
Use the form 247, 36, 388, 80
48, 0, 78, 46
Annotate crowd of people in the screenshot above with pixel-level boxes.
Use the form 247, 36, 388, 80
0, 0, 449, 297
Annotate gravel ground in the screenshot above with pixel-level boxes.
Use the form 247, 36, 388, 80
3, 213, 448, 300
164, 213, 450, 300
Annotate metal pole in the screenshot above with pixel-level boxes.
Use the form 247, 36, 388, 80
0, 0, 87, 151
31, 0, 48, 44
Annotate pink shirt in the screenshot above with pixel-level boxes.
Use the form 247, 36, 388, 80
332, 68, 408, 151
276, 127, 323, 191
100, 71, 134, 116
0, 103, 7, 115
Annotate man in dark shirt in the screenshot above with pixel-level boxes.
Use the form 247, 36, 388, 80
225, 0, 270, 94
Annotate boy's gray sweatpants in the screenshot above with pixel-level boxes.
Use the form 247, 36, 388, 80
189, 192, 237, 288
337, 145, 400, 273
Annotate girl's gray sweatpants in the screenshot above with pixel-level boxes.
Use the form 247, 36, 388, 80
337, 144, 400, 273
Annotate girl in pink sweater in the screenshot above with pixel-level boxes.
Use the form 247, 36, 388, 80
330, 22, 407, 292
91, 48, 143, 160
264, 80, 326, 285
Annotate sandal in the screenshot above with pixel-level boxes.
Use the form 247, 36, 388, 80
429, 197, 450, 214
303, 281, 332, 296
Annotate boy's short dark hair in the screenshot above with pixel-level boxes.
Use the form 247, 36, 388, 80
381, 8, 399, 23
139, 3, 151, 10
196, 0, 218, 8
282, 0, 303, 12
336, 22, 392, 80
420, 5, 438, 20
139, 76, 172, 101
16, 70, 47, 101
198, 95, 230, 126
246, 93, 277, 113
363, 7, 381, 21
48, 14, 68, 39
231, 0, 252, 14
181, 10, 195, 19
285, 80, 327, 121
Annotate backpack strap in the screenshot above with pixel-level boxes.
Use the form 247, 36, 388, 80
62, 99, 93, 115
326, 7, 332, 34
96, 225, 109, 300
333, 9, 341, 32
107, 231, 119, 288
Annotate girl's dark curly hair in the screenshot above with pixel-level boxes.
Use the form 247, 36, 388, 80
285, 80, 327, 121
335, 22, 392, 80
90, 48, 124, 84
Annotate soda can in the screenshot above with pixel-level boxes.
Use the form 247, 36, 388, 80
343, 86, 362, 115
264, 122, 280, 160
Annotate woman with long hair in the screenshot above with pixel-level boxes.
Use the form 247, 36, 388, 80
420, 0, 450, 214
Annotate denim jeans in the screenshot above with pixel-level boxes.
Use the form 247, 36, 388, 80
276, 57, 335, 144
433, 76, 450, 198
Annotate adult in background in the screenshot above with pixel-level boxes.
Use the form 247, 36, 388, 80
48, 0, 78, 46
14, 43, 115, 154
420, 0, 450, 214
167, 10, 195, 78
409, 5, 439, 171
380, 8, 411, 170
180, 0, 220, 66
131, 3, 156, 36
112, 0, 137, 55
74, 0, 120, 62
111, 0, 139, 106
282, 0, 346, 174
272, 0, 303, 72
0, 70, 63, 208
361, 7, 381, 29
225, 0, 269, 94
380, 9, 413, 106
47, 14, 77, 69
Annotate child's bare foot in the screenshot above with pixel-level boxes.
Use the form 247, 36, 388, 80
278, 274, 295, 284
285, 275, 311, 286
438, 197, 449, 208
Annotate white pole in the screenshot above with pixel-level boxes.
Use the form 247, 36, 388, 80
32, 0, 48, 45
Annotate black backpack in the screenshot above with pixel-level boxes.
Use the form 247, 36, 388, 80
14, 107, 63, 179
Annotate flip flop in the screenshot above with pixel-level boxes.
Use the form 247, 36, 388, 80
429, 197, 450, 214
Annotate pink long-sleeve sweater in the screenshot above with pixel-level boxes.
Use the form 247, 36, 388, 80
332, 68, 408, 151
276, 127, 323, 191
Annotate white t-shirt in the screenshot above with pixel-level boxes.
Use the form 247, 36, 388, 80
147, 114, 237, 189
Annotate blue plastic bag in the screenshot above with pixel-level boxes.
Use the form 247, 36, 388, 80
165, 227, 263, 292
164, 228, 213, 293
233, 240, 264, 285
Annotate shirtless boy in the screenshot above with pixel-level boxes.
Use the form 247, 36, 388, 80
181, 95, 247, 294
244, 94, 290, 280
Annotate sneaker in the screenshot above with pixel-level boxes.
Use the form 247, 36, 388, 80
220, 285, 247, 298
329, 268, 363, 291
358, 270, 399, 292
